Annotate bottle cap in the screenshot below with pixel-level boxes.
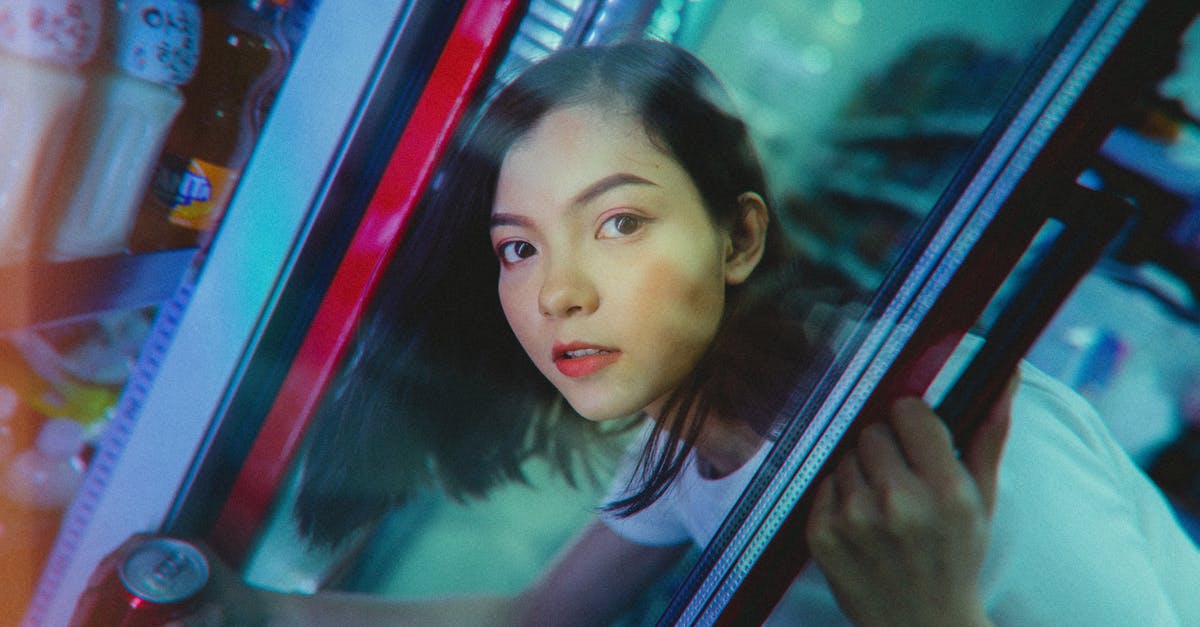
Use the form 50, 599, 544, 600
35, 418, 86, 458
0, 0, 103, 68
114, 0, 201, 85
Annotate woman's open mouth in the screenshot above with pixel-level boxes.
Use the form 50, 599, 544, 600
553, 343, 621, 378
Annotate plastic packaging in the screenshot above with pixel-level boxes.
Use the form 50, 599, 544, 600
0, 0, 103, 265
48, 0, 202, 260
4, 417, 86, 510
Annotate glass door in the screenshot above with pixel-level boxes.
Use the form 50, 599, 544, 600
666, 0, 1200, 623
23, 2, 428, 624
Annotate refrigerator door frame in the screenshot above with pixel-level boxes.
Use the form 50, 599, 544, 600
204, 0, 525, 563
26, 2, 415, 624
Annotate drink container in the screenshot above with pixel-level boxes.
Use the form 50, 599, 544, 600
48, 0, 201, 260
129, 0, 292, 252
0, 0, 103, 265
74, 537, 209, 627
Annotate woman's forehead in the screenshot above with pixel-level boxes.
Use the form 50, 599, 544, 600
510, 104, 646, 156
493, 105, 673, 206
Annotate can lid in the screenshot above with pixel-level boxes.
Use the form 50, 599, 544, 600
0, 0, 103, 68
118, 538, 209, 604
114, 0, 202, 86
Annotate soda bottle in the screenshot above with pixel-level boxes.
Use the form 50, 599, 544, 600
128, 0, 292, 252
0, 0, 103, 265
47, 0, 201, 260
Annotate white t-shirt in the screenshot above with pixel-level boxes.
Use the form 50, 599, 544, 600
601, 362, 1200, 625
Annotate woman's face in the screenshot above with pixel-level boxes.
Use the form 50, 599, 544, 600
490, 104, 740, 421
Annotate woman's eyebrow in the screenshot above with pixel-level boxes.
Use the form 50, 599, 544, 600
571, 172, 656, 207
490, 173, 657, 230
489, 212, 533, 230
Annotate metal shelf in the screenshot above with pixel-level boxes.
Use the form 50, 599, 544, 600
0, 249, 196, 333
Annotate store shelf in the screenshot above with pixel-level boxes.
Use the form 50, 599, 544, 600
0, 249, 195, 333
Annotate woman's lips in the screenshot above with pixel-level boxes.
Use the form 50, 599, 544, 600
553, 342, 621, 378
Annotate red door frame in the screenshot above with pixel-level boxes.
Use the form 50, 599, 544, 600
208, 0, 524, 563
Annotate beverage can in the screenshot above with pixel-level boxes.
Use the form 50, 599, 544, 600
78, 537, 209, 626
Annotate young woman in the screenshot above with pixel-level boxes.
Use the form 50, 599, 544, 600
76, 40, 1200, 626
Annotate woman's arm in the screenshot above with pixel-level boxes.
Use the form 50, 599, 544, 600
514, 520, 690, 626
263, 520, 686, 626
261, 521, 686, 626
76, 520, 686, 626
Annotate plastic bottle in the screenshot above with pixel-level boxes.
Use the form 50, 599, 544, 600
47, 0, 202, 261
128, 0, 292, 252
4, 417, 86, 510
0, 0, 104, 265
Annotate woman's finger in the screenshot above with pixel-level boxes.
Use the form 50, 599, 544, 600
806, 472, 840, 550
854, 422, 912, 492
889, 397, 960, 485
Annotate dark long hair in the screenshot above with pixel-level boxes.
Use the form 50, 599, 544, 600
295, 40, 819, 546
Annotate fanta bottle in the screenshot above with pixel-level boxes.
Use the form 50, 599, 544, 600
128, 0, 291, 252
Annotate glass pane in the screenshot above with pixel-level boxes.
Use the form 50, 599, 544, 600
691, 0, 1068, 297
669, 2, 1200, 624
230, 2, 1200, 626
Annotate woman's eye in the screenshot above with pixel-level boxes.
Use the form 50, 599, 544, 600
497, 240, 537, 264
598, 214, 645, 238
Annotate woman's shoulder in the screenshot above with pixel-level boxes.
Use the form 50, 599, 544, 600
927, 335, 1114, 456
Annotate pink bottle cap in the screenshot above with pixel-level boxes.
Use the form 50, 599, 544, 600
0, 0, 103, 67
113, 0, 200, 86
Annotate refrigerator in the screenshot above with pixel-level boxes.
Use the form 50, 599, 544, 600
3, 0, 1197, 624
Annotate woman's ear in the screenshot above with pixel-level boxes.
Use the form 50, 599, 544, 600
725, 191, 769, 286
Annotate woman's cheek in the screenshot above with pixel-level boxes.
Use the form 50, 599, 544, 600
641, 255, 725, 345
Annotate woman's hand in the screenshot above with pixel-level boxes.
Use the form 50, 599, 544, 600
69, 534, 269, 627
805, 378, 1016, 627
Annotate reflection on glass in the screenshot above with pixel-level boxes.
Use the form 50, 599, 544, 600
697, 1, 1067, 296
236, 0, 1196, 624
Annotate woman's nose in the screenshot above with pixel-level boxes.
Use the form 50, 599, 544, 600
538, 258, 598, 318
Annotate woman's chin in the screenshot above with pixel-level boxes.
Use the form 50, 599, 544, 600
564, 397, 645, 423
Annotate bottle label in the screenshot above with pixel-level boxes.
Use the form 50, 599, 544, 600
0, 0, 102, 67
114, 0, 200, 86
149, 155, 240, 231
